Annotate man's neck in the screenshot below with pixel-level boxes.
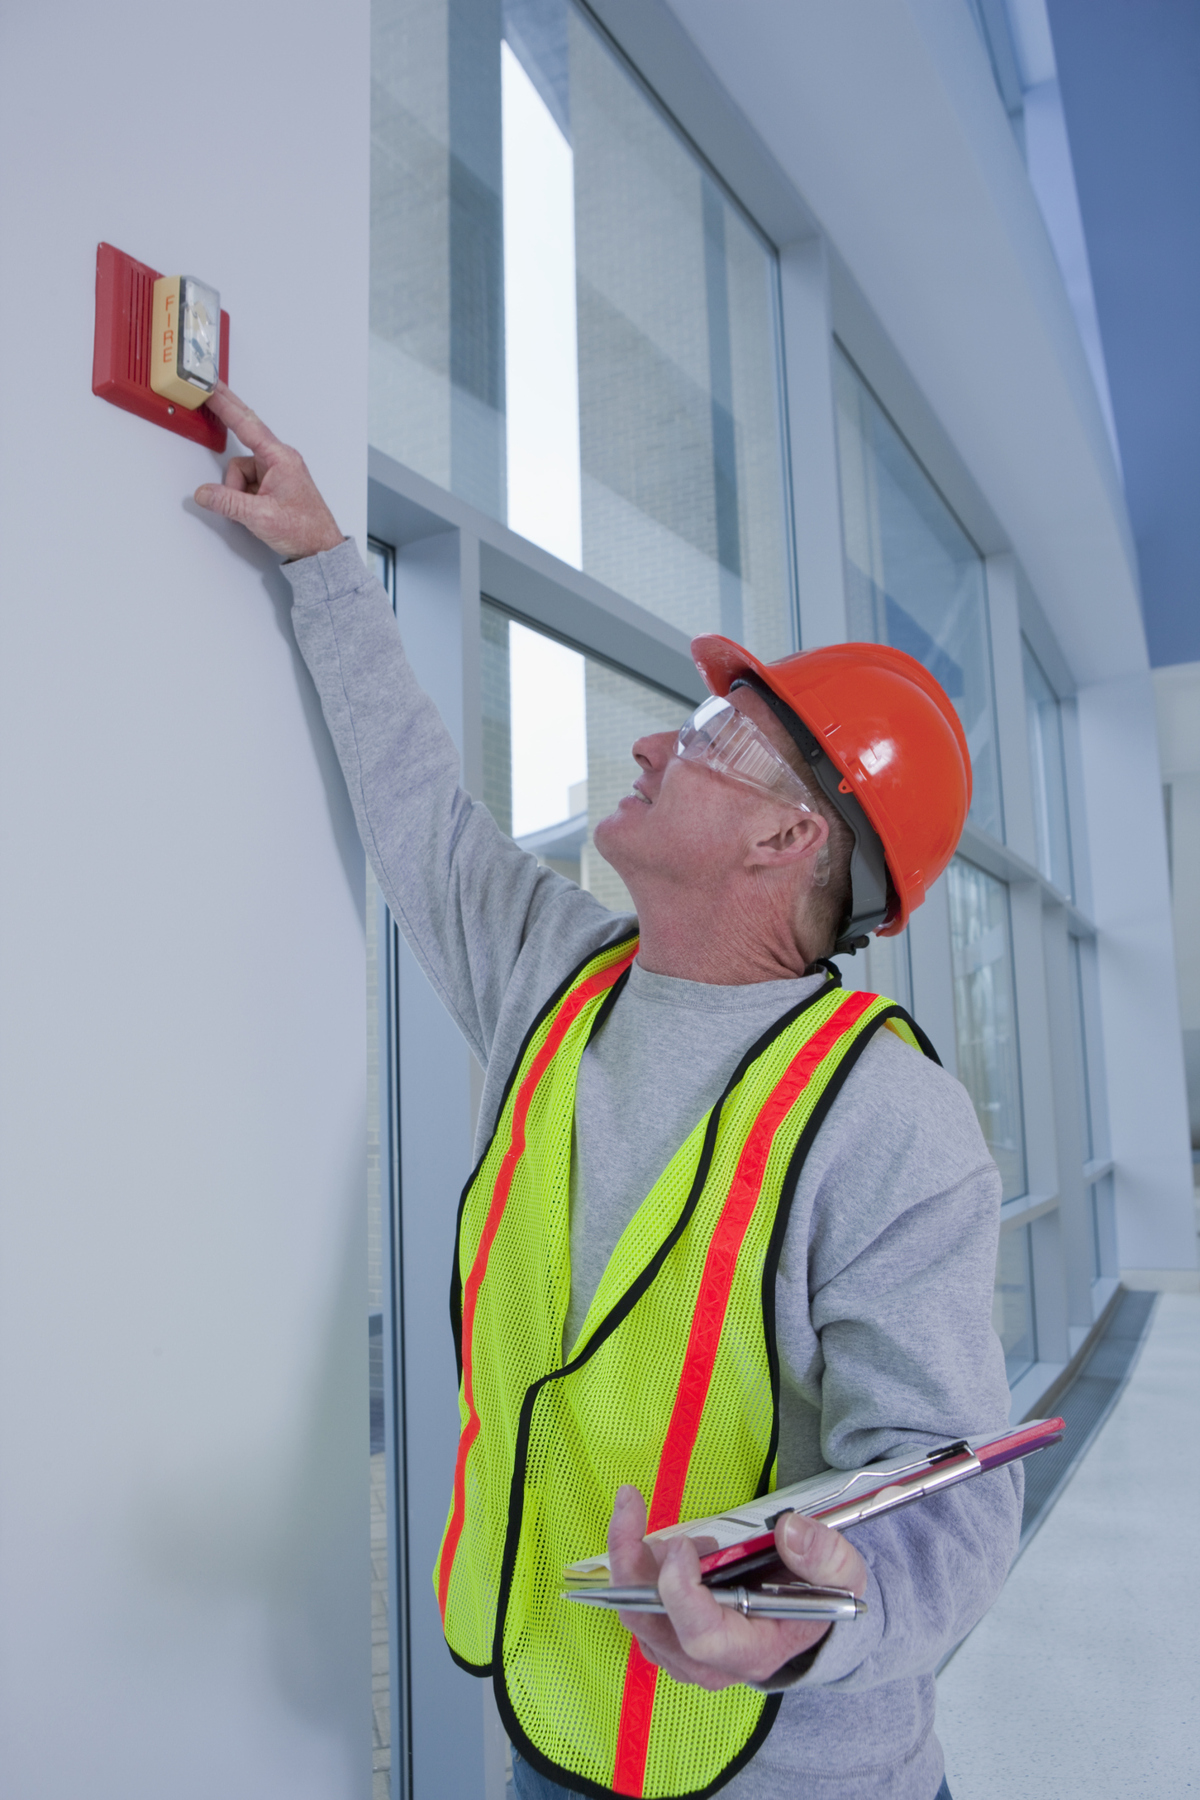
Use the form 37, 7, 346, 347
631, 885, 815, 985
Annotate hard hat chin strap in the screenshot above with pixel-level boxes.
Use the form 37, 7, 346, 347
730, 675, 893, 955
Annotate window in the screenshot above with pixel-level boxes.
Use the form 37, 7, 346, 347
854, 929, 914, 1017
947, 857, 1026, 1201
833, 348, 1004, 841
1023, 637, 1073, 895
993, 1223, 1037, 1384
482, 600, 687, 913
1085, 1171, 1114, 1282
371, 0, 793, 654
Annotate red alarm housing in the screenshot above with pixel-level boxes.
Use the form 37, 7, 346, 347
92, 242, 229, 451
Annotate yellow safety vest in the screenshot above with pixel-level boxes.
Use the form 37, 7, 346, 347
434, 935, 935, 1799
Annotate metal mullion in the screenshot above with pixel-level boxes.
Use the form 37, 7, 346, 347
384, 903, 412, 1800
479, 594, 696, 709
367, 537, 413, 1800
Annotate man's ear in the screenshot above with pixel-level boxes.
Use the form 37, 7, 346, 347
746, 810, 830, 869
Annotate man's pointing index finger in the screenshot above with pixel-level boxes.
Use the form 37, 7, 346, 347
206, 381, 281, 454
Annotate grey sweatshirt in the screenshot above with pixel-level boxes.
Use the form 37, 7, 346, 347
283, 539, 1020, 1800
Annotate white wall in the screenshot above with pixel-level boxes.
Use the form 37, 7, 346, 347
0, 4, 371, 1797
1077, 674, 1196, 1274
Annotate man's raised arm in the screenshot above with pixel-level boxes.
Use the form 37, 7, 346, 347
193, 384, 611, 1068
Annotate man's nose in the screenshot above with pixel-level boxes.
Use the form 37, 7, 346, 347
631, 729, 676, 770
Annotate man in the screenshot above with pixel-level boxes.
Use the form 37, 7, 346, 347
195, 385, 1019, 1800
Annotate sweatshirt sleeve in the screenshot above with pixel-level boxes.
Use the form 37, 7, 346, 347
282, 538, 612, 1065
763, 1028, 1023, 1691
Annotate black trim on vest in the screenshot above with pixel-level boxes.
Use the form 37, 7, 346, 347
894, 1008, 942, 1068
805, 957, 843, 988
448, 931, 639, 1384
585, 960, 632, 1046
496, 1685, 782, 1800
756, 1004, 941, 1495
448, 1642, 492, 1678
484, 978, 842, 1798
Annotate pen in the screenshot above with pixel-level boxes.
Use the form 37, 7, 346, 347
563, 1582, 866, 1622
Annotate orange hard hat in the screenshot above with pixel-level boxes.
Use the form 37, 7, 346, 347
690, 634, 972, 948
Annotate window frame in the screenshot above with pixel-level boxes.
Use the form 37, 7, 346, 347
829, 280, 1112, 1422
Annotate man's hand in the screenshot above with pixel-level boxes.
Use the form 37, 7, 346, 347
193, 383, 345, 562
607, 1485, 868, 1691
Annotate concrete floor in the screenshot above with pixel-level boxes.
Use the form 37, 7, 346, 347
937, 1292, 1200, 1798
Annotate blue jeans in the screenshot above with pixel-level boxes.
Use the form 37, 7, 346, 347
511, 1748, 953, 1799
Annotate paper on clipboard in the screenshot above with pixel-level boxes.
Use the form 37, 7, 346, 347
562, 1417, 1064, 1587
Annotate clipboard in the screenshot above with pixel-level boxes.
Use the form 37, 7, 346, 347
561, 1417, 1063, 1608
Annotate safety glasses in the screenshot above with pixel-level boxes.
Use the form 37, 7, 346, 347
675, 695, 819, 815
675, 696, 830, 884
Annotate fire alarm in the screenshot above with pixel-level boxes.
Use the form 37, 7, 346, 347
92, 243, 229, 450
150, 276, 220, 409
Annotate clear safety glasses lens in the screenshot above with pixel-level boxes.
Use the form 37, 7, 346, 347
676, 696, 816, 811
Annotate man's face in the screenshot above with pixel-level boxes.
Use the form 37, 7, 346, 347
593, 686, 824, 897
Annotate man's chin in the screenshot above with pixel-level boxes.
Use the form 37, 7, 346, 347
591, 812, 620, 866
591, 811, 637, 883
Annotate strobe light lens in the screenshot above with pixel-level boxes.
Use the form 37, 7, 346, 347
179, 277, 219, 392
149, 274, 221, 410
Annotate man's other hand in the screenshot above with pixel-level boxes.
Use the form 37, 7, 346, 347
193, 384, 345, 562
606, 1485, 868, 1691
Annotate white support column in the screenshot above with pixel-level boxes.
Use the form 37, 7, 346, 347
390, 529, 491, 1800
778, 235, 849, 651
1075, 673, 1196, 1278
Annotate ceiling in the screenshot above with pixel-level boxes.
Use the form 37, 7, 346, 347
1047, 0, 1200, 669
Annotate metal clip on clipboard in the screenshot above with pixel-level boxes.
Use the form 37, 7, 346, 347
561, 1418, 1064, 1619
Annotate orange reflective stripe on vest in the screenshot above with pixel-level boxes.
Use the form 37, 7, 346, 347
437, 941, 638, 1625
434, 938, 935, 1798
611, 990, 879, 1797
